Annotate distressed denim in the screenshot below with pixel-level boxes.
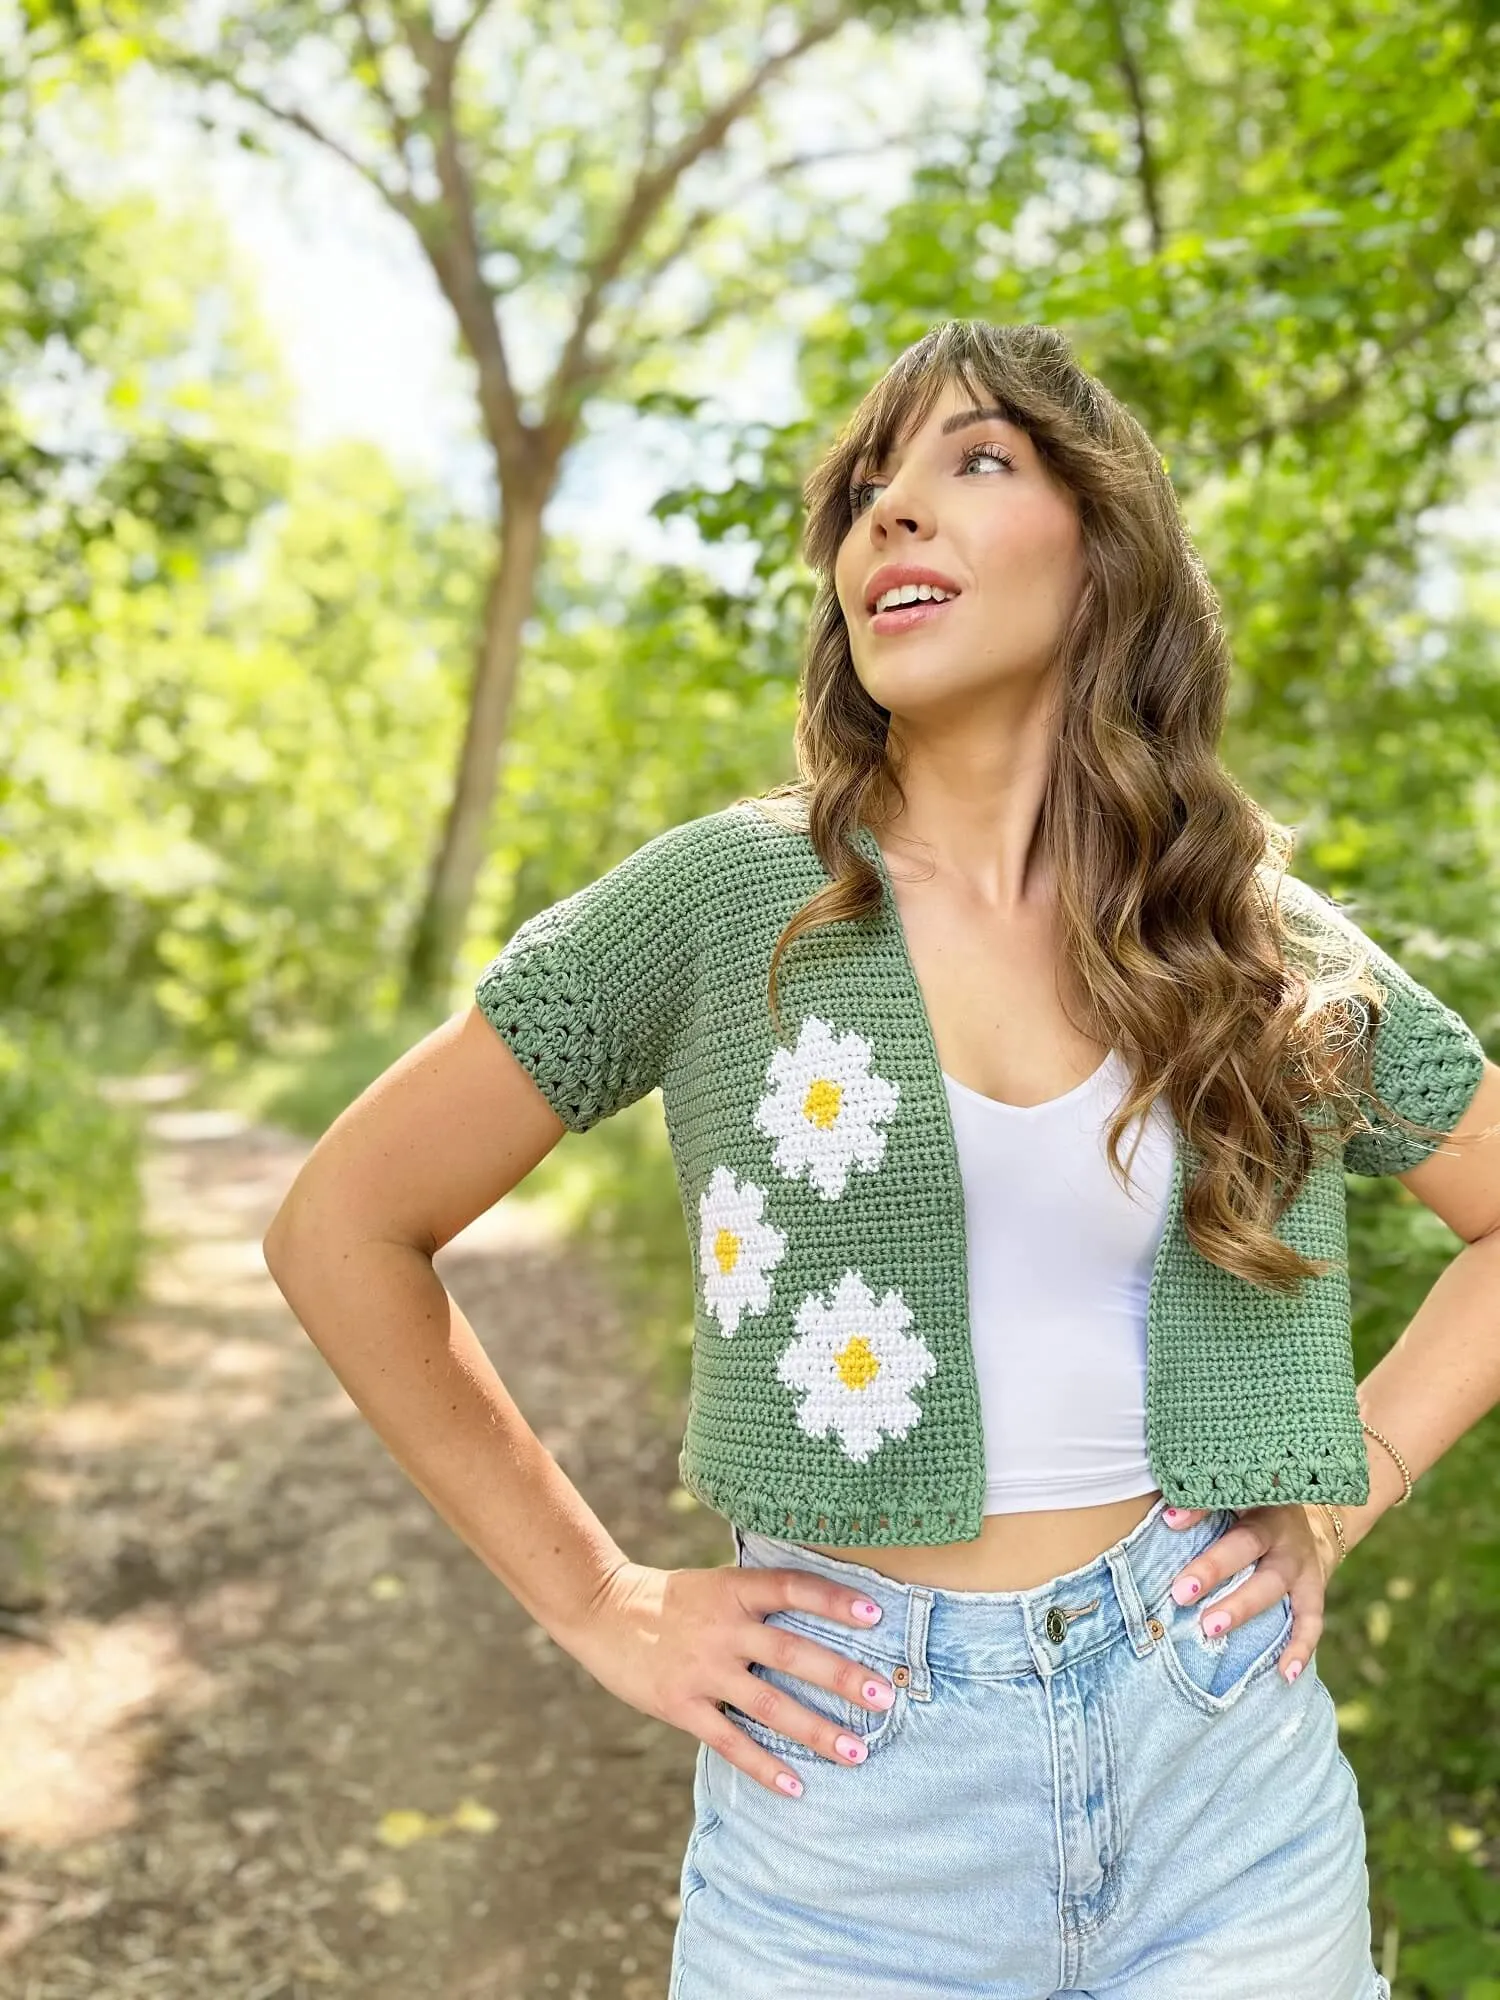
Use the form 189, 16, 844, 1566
668, 1495, 1389, 2000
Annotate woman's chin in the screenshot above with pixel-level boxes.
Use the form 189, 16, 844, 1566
862, 670, 986, 722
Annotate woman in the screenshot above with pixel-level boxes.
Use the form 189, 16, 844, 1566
264, 321, 1500, 1998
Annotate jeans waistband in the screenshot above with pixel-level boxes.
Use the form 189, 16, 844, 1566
734, 1496, 1245, 1692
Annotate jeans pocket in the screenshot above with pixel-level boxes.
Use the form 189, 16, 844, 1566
724, 1606, 910, 1764
1152, 1565, 1294, 1717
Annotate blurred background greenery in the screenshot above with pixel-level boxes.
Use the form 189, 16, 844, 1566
2, 0, 1498, 1990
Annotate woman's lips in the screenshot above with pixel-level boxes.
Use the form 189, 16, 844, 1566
869, 595, 960, 634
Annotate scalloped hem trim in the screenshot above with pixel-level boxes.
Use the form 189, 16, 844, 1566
1153, 1450, 1372, 1509
677, 1467, 988, 1547
678, 1449, 1372, 1542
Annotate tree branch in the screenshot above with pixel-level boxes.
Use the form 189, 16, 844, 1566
348, 0, 418, 162
138, 19, 523, 473
449, 0, 499, 61
402, 11, 528, 473
546, 7, 852, 431
1101, 0, 1165, 257
638, 0, 702, 166
613, 130, 941, 320
1225, 275, 1482, 458
142, 45, 421, 223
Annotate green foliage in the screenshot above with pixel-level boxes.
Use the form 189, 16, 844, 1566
0, 1014, 145, 1397
5, 434, 488, 1056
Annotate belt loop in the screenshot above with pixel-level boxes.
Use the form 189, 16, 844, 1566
1104, 1543, 1157, 1658
902, 1586, 933, 1701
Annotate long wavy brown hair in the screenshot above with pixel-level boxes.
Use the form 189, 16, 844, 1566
751, 319, 1478, 1296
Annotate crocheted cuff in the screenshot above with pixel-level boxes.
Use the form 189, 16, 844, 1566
476, 913, 627, 1133
1342, 927, 1487, 1178
474, 819, 701, 1133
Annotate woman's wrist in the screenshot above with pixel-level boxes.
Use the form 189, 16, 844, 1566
1317, 1427, 1414, 1563
1303, 1501, 1345, 1578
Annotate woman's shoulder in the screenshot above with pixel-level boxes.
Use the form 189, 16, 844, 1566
642, 789, 816, 872
565, 793, 817, 927
1257, 864, 1364, 962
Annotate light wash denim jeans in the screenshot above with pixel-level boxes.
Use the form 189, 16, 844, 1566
668, 1495, 1390, 1999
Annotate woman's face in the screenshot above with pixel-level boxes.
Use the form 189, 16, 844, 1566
833, 375, 1086, 728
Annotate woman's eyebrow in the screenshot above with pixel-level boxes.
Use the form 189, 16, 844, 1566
940, 404, 1010, 436
858, 407, 1014, 474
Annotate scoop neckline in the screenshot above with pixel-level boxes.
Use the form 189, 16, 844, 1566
941, 1052, 1113, 1116
847, 822, 1115, 1119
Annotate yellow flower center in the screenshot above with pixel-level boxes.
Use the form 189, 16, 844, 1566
713, 1228, 740, 1275
834, 1334, 881, 1392
802, 1076, 843, 1128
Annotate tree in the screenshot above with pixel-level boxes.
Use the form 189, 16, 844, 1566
19, 0, 968, 1003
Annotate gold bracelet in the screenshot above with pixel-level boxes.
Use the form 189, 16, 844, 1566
1315, 1501, 1347, 1565
1360, 1417, 1415, 1504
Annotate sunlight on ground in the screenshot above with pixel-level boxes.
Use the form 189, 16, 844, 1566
0, 1609, 221, 1848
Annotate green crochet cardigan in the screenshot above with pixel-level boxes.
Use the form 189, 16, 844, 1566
475, 798, 1487, 1545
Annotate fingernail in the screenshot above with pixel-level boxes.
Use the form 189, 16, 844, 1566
1171, 1575, 1202, 1605
1202, 1611, 1229, 1638
1284, 1660, 1303, 1684
834, 1733, 867, 1763
862, 1679, 894, 1709
1163, 1507, 1185, 1523
851, 1599, 882, 1623
775, 1770, 803, 1796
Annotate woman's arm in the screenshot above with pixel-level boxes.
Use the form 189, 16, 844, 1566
263, 1000, 907, 1797
261, 1004, 629, 1649
1335, 1057, 1500, 1557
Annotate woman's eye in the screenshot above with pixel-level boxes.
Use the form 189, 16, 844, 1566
962, 442, 1015, 477
848, 441, 1014, 516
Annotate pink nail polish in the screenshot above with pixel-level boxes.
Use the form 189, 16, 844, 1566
863, 1679, 894, 1709
834, 1733, 867, 1763
1284, 1660, 1303, 1684
1163, 1507, 1183, 1523
775, 1771, 803, 1796
1202, 1611, 1229, 1638
851, 1599, 882, 1623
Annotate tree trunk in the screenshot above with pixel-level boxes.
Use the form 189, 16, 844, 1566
400, 482, 549, 1010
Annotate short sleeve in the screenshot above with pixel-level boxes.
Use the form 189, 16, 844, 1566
1281, 879, 1488, 1178
1341, 927, 1487, 1177
474, 819, 701, 1133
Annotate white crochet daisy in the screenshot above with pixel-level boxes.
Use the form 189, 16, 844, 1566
697, 1165, 787, 1337
752, 1015, 900, 1202
777, 1269, 937, 1463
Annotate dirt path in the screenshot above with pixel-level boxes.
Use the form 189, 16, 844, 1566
0, 1098, 729, 1999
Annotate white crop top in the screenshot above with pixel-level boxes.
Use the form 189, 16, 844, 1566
941, 1049, 1175, 1515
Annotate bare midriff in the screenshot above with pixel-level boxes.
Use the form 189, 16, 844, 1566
796, 1487, 1164, 1593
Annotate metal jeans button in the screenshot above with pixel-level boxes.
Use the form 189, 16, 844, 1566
1044, 1607, 1068, 1644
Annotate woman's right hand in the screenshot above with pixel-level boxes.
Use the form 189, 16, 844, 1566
562, 1559, 898, 1797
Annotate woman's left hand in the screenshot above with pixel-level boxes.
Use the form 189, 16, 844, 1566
1162, 1503, 1339, 1685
